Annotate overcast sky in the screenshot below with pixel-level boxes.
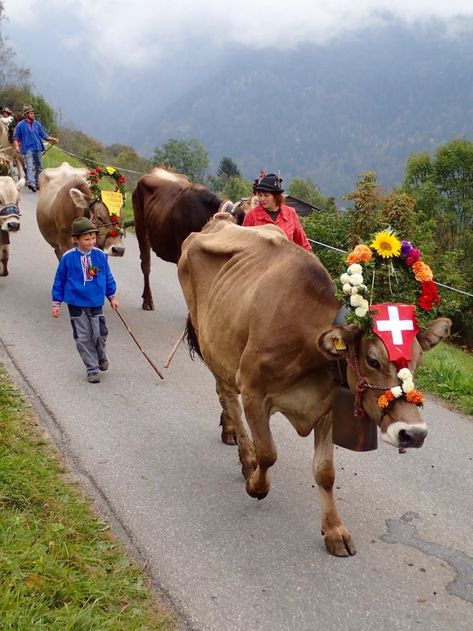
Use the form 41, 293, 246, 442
7, 1, 473, 69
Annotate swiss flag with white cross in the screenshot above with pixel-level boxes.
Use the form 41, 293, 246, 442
370, 304, 419, 362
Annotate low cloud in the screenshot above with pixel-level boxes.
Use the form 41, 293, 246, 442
8, 0, 473, 69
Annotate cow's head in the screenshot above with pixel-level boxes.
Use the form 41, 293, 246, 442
231, 196, 259, 225
317, 317, 451, 449
0, 177, 24, 233
69, 188, 125, 257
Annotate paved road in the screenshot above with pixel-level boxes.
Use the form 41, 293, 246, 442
1, 189, 473, 631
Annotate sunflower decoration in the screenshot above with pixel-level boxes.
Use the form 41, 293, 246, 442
370, 230, 401, 259
338, 228, 440, 334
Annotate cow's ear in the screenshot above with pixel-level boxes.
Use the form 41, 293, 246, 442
317, 324, 361, 359
16, 178, 25, 191
417, 318, 451, 351
69, 188, 89, 209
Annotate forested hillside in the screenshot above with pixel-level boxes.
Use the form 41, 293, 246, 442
142, 20, 473, 199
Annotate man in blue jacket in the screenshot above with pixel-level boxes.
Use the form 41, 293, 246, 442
12, 105, 58, 192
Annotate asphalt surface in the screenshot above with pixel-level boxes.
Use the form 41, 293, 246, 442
1, 189, 472, 631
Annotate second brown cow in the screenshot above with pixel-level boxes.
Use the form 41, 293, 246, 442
132, 168, 239, 310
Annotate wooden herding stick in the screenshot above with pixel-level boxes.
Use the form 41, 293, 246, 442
164, 329, 186, 368
114, 308, 164, 380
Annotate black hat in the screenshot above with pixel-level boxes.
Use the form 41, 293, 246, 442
254, 173, 284, 194
71, 216, 98, 236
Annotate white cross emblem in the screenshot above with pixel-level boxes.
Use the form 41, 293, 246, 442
376, 305, 414, 345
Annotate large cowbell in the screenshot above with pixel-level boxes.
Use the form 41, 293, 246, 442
331, 362, 378, 452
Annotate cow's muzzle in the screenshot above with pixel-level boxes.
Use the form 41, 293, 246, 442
6, 221, 20, 232
381, 421, 428, 449
110, 245, 125, 257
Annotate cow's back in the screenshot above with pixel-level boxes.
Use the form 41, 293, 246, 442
133, 169, 223, 263
179, 217, 339, 387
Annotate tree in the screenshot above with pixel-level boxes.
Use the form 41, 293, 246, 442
152, 138, 209, 183
223, 176, 252, 201
0, 2, 30, 92
218, 156, 240, 181
404, 138, 473, 250
32, 94, 58, 135
288, 177, 326, 209
403, 139, 473, 345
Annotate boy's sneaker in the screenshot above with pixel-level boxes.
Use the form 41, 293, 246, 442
27, 182, 37, 192
99, 358, 109, 371
87, 372, 100, 383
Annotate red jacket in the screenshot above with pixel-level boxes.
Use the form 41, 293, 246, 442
242, 203, 312, 251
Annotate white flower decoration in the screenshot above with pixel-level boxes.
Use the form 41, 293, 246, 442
402, 380, 415, 393
340, 273, 350, 284
397, 368, 412, 381
355, 306, 368, 317
350, 294, 364, 307
391, 386, 403, 398
342, 283, 352, 295
348, 263, 362, 274
349, 273, 364, 286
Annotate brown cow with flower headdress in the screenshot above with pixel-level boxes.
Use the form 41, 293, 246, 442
37, 162, 125, 259
177, 214, 450, 557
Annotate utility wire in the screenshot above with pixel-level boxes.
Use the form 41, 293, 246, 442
51, 148, 473, 300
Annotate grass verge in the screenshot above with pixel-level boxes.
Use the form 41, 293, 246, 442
0, 365, 175, 631
416, 342, 473, 415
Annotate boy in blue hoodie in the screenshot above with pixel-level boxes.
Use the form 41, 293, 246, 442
52, 216, 119, 383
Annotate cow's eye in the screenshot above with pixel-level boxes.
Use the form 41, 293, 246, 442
367, 356, 380, 369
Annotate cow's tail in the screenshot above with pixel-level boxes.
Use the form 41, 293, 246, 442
185, 314, 204, 362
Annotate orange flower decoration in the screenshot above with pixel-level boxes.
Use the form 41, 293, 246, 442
384, 390, 395, 402
378, 394, 390, 408
412, 261, 433, 282
347, 244, 373, 265
406, 390, 425, 405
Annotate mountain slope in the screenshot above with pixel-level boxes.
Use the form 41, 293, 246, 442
141, 20, 473, 199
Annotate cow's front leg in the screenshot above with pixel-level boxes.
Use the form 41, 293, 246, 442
314, 413, 356, 557
138, 236, 154, 310
242, 394, 277, 500
217, 380, 256, 479
141, 272, 154, 311
0, 234, 9, 276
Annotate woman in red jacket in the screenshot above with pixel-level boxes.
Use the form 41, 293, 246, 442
242, 173, 312, 250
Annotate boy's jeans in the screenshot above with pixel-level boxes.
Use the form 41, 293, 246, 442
68, 306, 108, 375
23, 150, 43, 186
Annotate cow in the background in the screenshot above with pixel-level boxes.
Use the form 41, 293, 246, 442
178, 214, 451, 557
37, 162, 125, 259
132, 168, 242, 310
0, 176, 25, 276
0, 113, 25, 181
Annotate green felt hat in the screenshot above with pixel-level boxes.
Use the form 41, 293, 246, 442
71, 216, 98, 236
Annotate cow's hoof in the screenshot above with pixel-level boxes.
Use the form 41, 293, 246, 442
0, 270, 8, 277
324, 530, 356, 557
241, 460, 257, 480
142, 301, 155, 311
245, 475, 269, 500
221, 428, 237, 445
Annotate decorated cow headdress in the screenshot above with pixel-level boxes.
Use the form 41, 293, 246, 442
338, 229, 441, 413
87, 166, 127, 238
